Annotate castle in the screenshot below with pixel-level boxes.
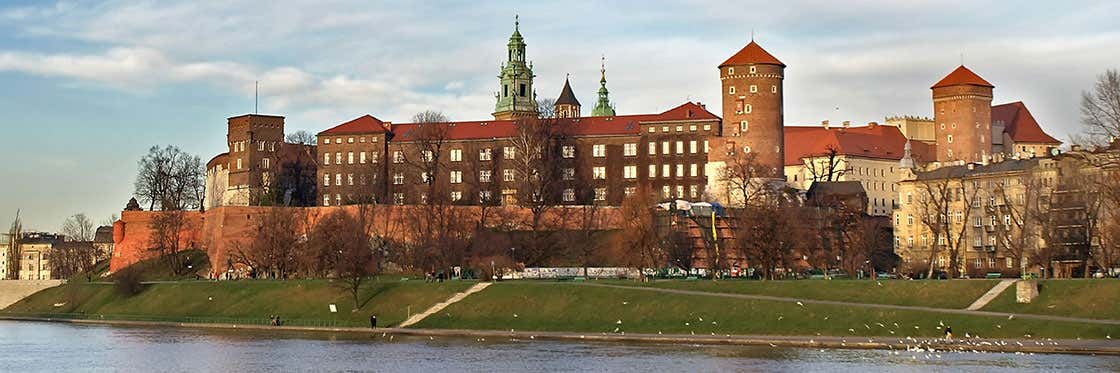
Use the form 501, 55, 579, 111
203, 19, 1062, 213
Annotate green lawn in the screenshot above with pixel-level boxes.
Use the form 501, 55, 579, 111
983, 279, 1120, 320
3, 278, 472, 327
596, 278, 998, 309
414, 282, 1119, 340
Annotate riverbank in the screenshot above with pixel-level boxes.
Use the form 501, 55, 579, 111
2, 315, 1118, 356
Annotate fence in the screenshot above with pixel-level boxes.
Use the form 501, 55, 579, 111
516, 267, 640, 279
0, 312, 357, 328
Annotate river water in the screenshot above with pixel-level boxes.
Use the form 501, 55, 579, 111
1, 321, 1118, 372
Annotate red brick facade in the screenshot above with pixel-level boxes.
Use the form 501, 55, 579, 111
931, 66, 994, 163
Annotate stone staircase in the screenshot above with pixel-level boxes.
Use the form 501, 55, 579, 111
398, 282, 492, 328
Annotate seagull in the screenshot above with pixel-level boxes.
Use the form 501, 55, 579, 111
1008, 315, 1015, 320
778, 316, 784, 321
796, 301, 804, 307
622, 301, 629, 305
513, 314, 518, 318
616, 320, 622, 324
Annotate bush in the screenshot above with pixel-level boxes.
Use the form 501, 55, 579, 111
114, 268, 144, 296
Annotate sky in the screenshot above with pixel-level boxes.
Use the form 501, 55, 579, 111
1, 0, 1118, 232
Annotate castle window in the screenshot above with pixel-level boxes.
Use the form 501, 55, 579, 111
624, 166, 637, 179
749, 66, 757, 74
259, 141, 265, 151
450, 171, 462, 184
347, 152, 354, 164
393, 193, 404, 205
676, 125, 683, 132
480, 170, 492, 183
519, 84, 526, 97
703, 140, 709, 153
690, 164, 698, 177
503, 169, 515, 182
480, 148, 492, 161
360, 152, 367, 164
662, 164, 670, 177
451, 191, 462, 202
594, 188, 607, 201
593, 144, 606, 157
740, 121, 749, 132
479, 191, 492, 203
947, 135, 953, 143
690, 140, 697, 153
323, 175, 330, 186
690, 185, 698, 198
450, 149, 462, 162
360, 137, 366, 143
562, 168, 575, 180
324, 153, 330, 165
335, 152, 342, 164
662, 126, 669, 133
504, 146, 516, 159
676, 185, 684, 198
662, 185, 671, 198
593, 166, 607, 180
348, 137, 354, 143
772, 85, 777, 93
237, 158, 242, 170
261, 158, 270, 169
662, 141, 670, 154
729, 86, 736, 95
393, 173, 404, 185
676, 141, 684, 154
347, 174, 354, 186
750, 85, 757, 93
623, 143, 637, 157
324, 138, 330, 144
745, 104, 752, 113
703, 124, 711, 131
335, 174, 342, 186
323, 195, 330, 206
728, 67, 734, 75
649, 165, 657, 178
648, 142, 656, 155
625, 187, 636, 196
563, 189, 575, 202
676, 164, 684, 177
690, 125, 697, 132
503, 85, 508, 97
648, 127, 655, 133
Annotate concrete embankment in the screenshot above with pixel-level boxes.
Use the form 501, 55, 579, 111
2, 315, 1117, 356
0, 280, 63, 309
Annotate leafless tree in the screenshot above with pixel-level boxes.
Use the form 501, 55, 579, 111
102, 213, 120, 227
5, 210, 21, 279
915, 178, 978, 278
134, 145, 205, 211
147, 210, 195, 276
734, 191, 807, 280
717, 149, 778, 207
61, 213, 95, 242
618, 187, 662, 281
48, 242, 97, 281
508, 114, 566, 265
285, 130, 317, 145
1080, 69, 1120, 144
804, 145, 849, 183
308, 209, 376, 309
988, 177, 1044, 276
233, 208, 304, 279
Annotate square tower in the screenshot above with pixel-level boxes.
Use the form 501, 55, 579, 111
226, 114, 285, 205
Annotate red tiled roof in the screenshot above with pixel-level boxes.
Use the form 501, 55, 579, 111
992, 101, 1061, 144
719, 41, 785, 68
390, 102, 719, 141
319, 114, 389, 135
784, 124, 935, 166
931, 65, 993, 89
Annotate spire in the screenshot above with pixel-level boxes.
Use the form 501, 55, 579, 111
899, 141, 915, 169
555, 76, 580, 107
591, 55, 616, 117
493, 16, 536, 120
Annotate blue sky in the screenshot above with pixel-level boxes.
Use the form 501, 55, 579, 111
1, 0, 1118, 231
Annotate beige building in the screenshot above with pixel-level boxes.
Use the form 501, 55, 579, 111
16, 233, 64, 280
893, 147, 1118, 278
0, 241, 9, 279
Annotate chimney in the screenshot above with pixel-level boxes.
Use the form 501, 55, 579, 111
868, 121, 879, 127
822, 120, 830, 129
842, 121, 851, 128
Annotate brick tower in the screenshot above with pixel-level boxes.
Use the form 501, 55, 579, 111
717, 40, 785, 175
226, 114, 285, 205
931, 65, 993, 163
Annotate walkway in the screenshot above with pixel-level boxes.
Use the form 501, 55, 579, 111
398, 282, 491, 328
966, 280, 1016, 311
576, 282, 1120, 326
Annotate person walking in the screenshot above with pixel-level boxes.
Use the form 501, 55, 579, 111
369, 314, 377, 328
944, 326, 953, 340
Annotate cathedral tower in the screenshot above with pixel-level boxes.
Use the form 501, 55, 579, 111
931, 65, 993, 163
590, 57, 616, 116
493, 16, 538, 120
717, 40, 785, 174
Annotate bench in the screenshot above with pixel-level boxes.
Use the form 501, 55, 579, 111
985, 272, 1002, 279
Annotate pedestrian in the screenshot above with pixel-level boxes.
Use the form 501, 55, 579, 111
944, 325, 953, 340
370, 314, 377, 328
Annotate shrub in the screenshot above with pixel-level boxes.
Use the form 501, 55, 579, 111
114, 268, 144, 296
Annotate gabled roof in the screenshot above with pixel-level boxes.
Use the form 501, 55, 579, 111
784, 124, 936, 166
991, 101, 1061, 144
719, 40, 785, 68
319, 114, 389, 135
931, 65, 993, 89
389, 102, 719, 142
556, 78, 580, 106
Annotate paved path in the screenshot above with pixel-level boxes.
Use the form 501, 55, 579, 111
575, 282, 1120, 326
398, 282, 491, 328
966, 280, 1016, 311
4, 316, 1118, 356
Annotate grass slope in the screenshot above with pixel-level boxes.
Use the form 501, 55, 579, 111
415, 282, 1119, 340
599, 279, 998, 309
983, 279, 1120, 320
3, 278, 472, 327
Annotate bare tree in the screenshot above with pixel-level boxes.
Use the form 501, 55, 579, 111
102, 213, 120, 227
134, 145, 205, 211
804, 145, 850, 183
61, 213, 95, 242
989, 177, 1045, 276
48, 242, 97, 281
915, 178, 978, 278
147, 210, 195, 276
508, 114, 566, 265
285, 130, 317, 145
734, 191, 806, 280
5, 210, 21, 279
309, 210, 376, 309
718, 149, 778, 207
1080, 69, 1120, 144
233, 208, 304, 279
618, 187, 662, 281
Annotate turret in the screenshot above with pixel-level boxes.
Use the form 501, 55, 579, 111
931, 65, 993, 163
554, 75, 580, 118
493, 16, 538, 120
717, 40, 785, 174
591, 56, 617, 116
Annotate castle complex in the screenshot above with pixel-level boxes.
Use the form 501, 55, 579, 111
198, 19, 1092, 277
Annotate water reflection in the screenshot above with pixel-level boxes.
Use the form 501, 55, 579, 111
1, 321, 1118, 372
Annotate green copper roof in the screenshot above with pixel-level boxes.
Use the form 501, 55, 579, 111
591, 57, 616, 116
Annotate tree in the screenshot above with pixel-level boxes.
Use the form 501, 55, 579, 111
803, 145, 849, 183
1080, 69, 1120, 144
134, 145, 205, 211
285, 130, 317, 145
61, 213, 95, 242
915, 178, 978, 279
269, 155, 318, 206
618, 187, 662, 281
508, 114, 567, 265
233, 208, 304, 279
5, 210, 22, 280
147, 210, 194, 276
102, 213, 120, 227
734, 191, 806, 280
48, 242, 96, 281
718, 149, 778, 207
308, 210, 376, 309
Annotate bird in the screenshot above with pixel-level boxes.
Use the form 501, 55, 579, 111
513, 314, 518, 318
778, 316, 784, 321
613, 327, 619, 333
616, 320, 622, 325
1008, 315, 1015, 320
796, 301, 804, 307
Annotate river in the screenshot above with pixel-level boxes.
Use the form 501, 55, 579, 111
1, 321, 1118, 372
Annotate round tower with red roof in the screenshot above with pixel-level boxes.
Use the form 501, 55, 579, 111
931, 65, 993, 163
717, 40, 785, 175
